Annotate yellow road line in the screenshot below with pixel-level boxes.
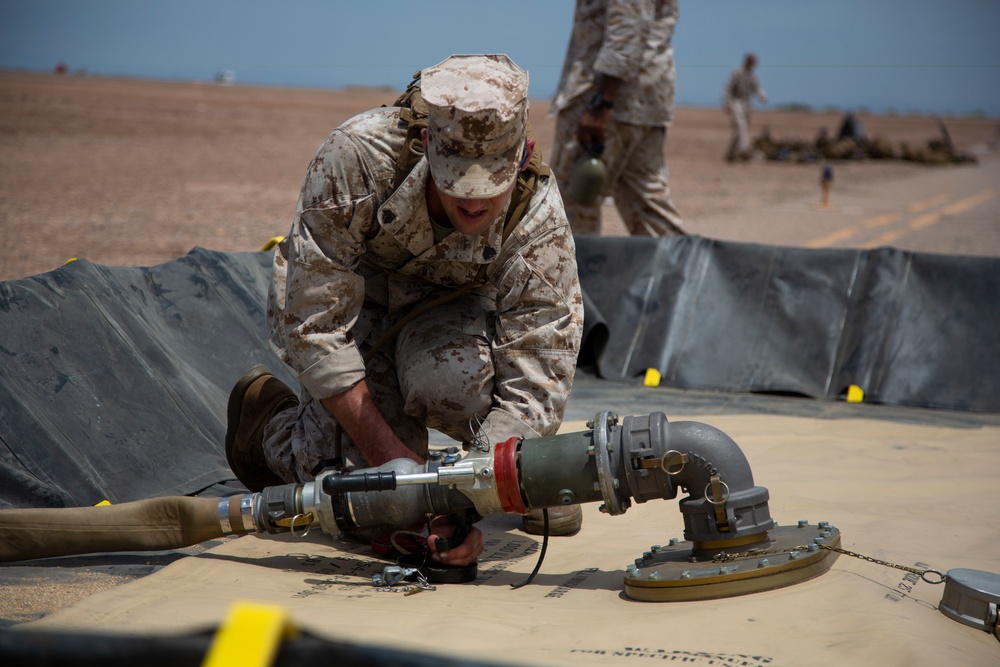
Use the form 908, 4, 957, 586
868, 229, 903, 247
907, 194, 949, 213
909, 212, 942, 230
806, 188, 994, 250
804, 212, 900, 249
803, 226, 862, 248
940, 189, 995, 216
862, 212, 903, 229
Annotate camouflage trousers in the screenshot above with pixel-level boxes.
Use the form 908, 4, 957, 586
726, 100, 752, 160
262, 292, 495, 483
551, 100, 685, 237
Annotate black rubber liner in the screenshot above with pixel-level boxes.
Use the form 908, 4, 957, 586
576, 234, 1000, 413
0, 249, 294, 509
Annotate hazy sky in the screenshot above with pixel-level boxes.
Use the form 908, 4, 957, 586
2, 1, 999, 116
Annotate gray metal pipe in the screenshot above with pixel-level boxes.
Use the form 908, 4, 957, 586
0, 411, 774, 563
324, 412, 774, 550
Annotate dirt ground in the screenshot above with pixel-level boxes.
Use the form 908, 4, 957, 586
2, 70, 998, 282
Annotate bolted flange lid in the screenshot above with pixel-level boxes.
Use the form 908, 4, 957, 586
624, 521, 841, 602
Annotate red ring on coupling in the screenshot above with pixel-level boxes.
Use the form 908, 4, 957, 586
493, 436, 526, 514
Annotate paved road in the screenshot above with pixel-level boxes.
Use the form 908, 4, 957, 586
692, 155, 1000, 257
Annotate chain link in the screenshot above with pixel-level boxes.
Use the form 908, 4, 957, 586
712, 545, 812, 563
816, 544, 946, 584
712, 543, 947, 585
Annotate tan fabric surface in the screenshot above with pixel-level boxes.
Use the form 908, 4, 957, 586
16, 414, 1000, 666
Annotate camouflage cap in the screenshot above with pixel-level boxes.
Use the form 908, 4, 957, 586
421, 54, 528, 199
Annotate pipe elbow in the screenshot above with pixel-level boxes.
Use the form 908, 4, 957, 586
664, 420, 775, 545
666, 421, 755, 499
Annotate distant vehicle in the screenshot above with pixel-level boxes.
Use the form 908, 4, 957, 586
215, 70, 235, 85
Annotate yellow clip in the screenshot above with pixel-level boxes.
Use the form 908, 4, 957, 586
259, 236, 285, 252
93, 499, 111, 506
643, 368, 662, 387
846, 385, 864, 403
274, 513, 313, 528
202, 601, 299, 667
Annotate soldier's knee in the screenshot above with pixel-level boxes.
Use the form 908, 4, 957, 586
400, 346, 492, 420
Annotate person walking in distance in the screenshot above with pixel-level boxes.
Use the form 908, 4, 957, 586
549, 0, 686, 237
724, 52, 767, 162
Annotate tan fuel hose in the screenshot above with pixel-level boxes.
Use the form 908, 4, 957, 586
0, 496, 234, 562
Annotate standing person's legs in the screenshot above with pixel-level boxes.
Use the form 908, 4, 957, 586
726, 115, 740, 161
610, 125, 685, 237
728, 101, 750, 160
550, 99, 603, 234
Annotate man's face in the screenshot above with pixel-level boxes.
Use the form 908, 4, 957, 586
422, 130, 534, 236
430, 181, 516, 236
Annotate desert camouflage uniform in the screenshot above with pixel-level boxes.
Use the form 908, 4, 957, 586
724, 66, 766, 161
549, 0, 685, 236
262, 107, 584, 483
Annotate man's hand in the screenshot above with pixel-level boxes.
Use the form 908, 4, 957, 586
427, 515, 484, 567
576, 107, 612, 150
576, 75, 621, 150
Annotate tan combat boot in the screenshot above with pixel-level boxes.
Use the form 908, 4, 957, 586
224, 365, 298, 491
521, 504, 583, 537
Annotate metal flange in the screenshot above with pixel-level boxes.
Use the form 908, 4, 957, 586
624, 521, 841, 602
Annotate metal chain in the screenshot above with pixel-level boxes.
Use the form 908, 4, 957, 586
817, 544, 947, 584
374, 580, 437, 595
371, 565, 437, 594
712, 545, 813, 563
713, 543, 947, 585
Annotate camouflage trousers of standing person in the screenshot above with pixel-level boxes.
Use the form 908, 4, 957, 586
551, 99, 685, 237
261, 291, 497, 483
726, 100, 752, 161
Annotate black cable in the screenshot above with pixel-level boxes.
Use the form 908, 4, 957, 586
510, 509, 548, 589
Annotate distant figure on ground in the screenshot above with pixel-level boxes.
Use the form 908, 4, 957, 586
820, 163, 834, 208
837, 112, 864, 143
723, 53, 767, 162
548, 0, 686, 237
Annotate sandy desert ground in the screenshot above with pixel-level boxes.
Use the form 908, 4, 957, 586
2, 70, 998, 282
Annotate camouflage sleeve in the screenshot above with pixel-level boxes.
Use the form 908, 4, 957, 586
593, 0, 655, 81
271, 127, 382, 400
487, 179, 585, 438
